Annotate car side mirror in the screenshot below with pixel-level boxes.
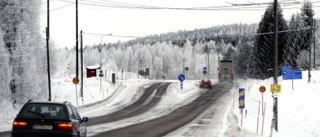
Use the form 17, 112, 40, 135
81, 117, 89, 123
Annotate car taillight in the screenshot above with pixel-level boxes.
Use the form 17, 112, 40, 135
13, 121, 27, 128
58, 122, 73, 130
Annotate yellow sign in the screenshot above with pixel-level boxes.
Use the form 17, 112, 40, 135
270, 84, 281, 93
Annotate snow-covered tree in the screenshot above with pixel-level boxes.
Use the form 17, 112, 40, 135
0, 28, 11, 102
0, 0, 45, 105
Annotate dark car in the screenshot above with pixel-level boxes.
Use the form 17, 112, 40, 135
199, 79, 213, 89
11, 100, 89, 137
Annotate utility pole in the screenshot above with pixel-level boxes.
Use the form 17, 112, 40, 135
75, 0, 79, 106
308, 19, 312, 82
207, 45, 210, 78
314, 19, 316, 70
271, 0, 279, 135
80, 30, 83, 99
76, 0, 79, 78
46, 0, 52, 101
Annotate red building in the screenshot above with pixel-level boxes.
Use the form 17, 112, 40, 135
86, 65, 101, 78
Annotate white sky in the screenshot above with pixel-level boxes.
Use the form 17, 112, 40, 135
40, 0, 320, 48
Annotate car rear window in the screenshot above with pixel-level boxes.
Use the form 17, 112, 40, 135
19, 103, 67, 119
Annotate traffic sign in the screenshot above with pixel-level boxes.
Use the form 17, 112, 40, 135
239, 88, 245, 109
282, 66, 302, 80
178, 74, 185, 82
72, 77, 79, 85
259, 86, 266, 93
203, 71, 207, 74
203, 66, 207, 71
270, 84, 281, 93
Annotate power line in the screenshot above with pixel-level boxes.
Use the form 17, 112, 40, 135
83, 32, 141, 38
39, 0, 320, 15
51, 0, 320, 11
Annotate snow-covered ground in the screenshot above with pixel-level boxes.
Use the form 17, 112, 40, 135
234, 70, 320, 137
1, 70, 320, 137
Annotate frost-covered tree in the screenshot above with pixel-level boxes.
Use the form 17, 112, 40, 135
0, 28, 11, 102
0, 0, 45, 105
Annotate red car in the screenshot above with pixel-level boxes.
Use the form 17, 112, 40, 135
200, 79, 212, 89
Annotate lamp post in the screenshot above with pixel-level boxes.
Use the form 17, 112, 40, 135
99, 33, 112, 98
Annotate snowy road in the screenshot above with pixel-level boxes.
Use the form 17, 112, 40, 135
92, 82, 234, 137
87, 82, 170, 126
0, 82, 234, 137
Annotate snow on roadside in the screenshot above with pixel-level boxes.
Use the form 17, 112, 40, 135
232, 70, 320, 137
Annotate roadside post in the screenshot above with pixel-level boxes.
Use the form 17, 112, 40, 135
239, 88, 245, 126
203, 66, 207, 78
258, 86, 266, 135
259, 86, 266, 113
72, 77, 79, 106
270, 83, 281, 136
178, 74, 185, 90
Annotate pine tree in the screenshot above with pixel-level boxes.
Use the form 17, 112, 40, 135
300, 1, 315, 51
283, 14, 303, 67
235, 42, 253, 78
296, 0, 315, 69
251, 3, 288, 79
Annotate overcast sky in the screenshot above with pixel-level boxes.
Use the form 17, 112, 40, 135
40, 0, 320, 48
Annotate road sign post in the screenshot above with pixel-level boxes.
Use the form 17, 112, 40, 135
239, 88, 245, 126
178, 74, 185, 90
239, 88, 245, 109
259, 86, 266, 113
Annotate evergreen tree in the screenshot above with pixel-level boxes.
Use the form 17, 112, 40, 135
296, 0, 315, 69
283, 14, 303, 67
252, 3, 288, 79
235, 42, 253, 78
300, 0, 315, 51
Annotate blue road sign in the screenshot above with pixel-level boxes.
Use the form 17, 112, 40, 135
203, 66, 207, 71
178, 74, 185, 82
282, 66, 302, 80
239, 88, 245, 109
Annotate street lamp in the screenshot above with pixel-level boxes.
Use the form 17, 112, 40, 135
99, 33, 112, 98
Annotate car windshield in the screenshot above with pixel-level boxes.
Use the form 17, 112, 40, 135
19, 103, 67, 119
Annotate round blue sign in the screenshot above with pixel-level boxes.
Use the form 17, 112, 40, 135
203, 67, 207, 71
178, 74, 185, 82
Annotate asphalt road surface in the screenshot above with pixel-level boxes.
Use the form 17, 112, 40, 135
93, 82, 234, 137
0, 82, 233, 137
87, 82, 170, 126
